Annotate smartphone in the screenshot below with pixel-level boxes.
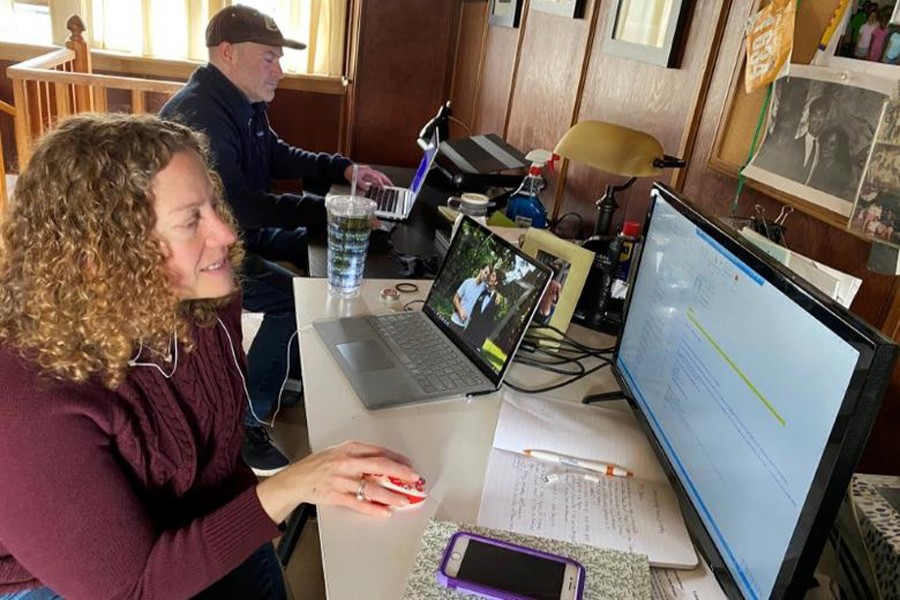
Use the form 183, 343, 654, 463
436, 532, 584, 600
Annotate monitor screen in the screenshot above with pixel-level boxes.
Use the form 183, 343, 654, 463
614, 185, 896, 599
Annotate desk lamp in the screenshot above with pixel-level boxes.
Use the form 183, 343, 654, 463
554, 121, 684, 332
553, 120, 684, 237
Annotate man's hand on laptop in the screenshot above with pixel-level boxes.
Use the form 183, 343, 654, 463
346, 164, 393, 191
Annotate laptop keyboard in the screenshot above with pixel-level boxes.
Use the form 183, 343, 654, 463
365, 186, 402, 214
370, 313, 486, 394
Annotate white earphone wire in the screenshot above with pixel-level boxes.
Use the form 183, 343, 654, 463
217, 318, 298, 429
128, 331, 179, 379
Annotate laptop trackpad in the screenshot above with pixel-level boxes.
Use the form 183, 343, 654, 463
337, 341, 394, 372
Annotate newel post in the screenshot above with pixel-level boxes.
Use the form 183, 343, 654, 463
65, 15, 92, 112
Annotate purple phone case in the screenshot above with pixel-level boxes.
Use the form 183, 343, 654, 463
435, 531, 586, 600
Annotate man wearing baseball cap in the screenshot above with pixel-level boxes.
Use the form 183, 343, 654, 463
161, 5, 392, 477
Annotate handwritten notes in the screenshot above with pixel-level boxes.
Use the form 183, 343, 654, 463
477, 393, 699, 569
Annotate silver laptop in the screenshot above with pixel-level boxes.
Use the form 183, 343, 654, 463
313, 217, 552, 409
363, 131, 440, 221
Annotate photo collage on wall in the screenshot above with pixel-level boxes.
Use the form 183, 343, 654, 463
848, 99, 900, 242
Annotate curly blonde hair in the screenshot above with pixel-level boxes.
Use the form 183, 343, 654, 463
0, 113, 243, 387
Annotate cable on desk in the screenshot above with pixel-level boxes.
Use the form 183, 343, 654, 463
514, 354, 588, 376
402, 299, 425, 311
522, 341, 609, 363
506, 325, 614, 394
503, 360, 610, 395
524, 324, 615, 355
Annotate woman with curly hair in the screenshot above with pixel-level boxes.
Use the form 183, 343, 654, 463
0, 114, 418, 600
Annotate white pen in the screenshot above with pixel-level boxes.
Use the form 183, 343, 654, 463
523, 449, 634, 478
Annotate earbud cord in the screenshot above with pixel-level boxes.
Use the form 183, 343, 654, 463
128, 319, 296, 429
217, 317, 297, 429
128, 331, 179, 379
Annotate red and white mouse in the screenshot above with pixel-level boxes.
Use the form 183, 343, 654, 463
365, 474, 427, 507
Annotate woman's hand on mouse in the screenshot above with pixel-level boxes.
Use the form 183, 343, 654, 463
256, 441, 419, 522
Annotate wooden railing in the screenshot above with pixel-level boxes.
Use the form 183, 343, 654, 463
5, 15, 184, 167
0, 99, 14, 210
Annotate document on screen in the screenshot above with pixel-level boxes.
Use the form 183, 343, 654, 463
477, 392, 698, 569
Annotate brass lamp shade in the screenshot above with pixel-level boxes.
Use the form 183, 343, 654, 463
554, 121, 664, 178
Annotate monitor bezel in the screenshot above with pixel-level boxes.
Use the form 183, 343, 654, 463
611, 183, 896, 599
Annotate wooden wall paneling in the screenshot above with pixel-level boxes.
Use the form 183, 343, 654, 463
862, 280, 900, 475
269, 90, 343, 153
558, 0, 724, 231
500, 0, 531, 139
474, 25, 519, 136
504, 0, 600, 224
349, 1, 457, 167
340, 0, 365, 157
0, 59, 16, 171
670, 0, 733, 191
681, 0, 762, 212
449, 1, 490, 138
505, 2, 597, 162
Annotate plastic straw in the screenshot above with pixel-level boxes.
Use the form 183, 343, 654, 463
349, 163, 359, 199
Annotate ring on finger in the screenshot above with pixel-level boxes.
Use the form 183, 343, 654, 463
355, 478, 367, 502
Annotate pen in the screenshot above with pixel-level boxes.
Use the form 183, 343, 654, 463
523, 449, 634, 478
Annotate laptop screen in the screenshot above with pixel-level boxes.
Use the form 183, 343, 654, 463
410, 132, 439, 197
424, 217, 552, 383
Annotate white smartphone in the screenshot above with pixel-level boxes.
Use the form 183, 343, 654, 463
437, 532, 584, 600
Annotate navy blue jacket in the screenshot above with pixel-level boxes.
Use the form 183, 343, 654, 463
159, 64, 352, 233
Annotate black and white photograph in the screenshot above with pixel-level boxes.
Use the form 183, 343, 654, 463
744, 67, 890, 219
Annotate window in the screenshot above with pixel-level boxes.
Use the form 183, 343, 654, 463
0, 0, 347, 77
0, 1, 52, 46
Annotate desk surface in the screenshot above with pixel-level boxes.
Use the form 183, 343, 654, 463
293, 277, 619, 599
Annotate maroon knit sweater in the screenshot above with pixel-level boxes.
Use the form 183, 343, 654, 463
0, 297, 281, 599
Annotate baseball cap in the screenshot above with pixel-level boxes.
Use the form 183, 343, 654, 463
206, 5, 307, 50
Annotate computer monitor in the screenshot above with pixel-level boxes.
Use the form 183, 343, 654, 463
613, 184, 897, 599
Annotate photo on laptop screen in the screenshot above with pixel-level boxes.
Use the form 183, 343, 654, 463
425, 220, 549, 375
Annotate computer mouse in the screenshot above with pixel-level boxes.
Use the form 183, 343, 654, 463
366, 474, 427, 507
369, 228, 394, 253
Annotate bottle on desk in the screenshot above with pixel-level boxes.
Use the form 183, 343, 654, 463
506, 151, 549, 229
574, 220, 642, 332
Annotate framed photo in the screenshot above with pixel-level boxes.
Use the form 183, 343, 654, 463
531, 0, 586, 19
814, 0, 900, 78
602, 0, 690, 67
743, 65, 892, 221
489, 0, 524, 28
521, 228, 594, 335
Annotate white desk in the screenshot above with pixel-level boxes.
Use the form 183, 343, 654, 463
293, 278, 619, 599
